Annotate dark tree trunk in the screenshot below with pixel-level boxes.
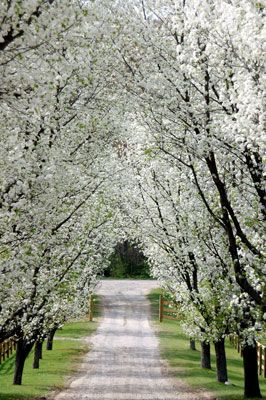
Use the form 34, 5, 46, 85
242, 340, 261, 398
39, 339, 43, 359
46, 328, 56, 350
190, 339, 196, 350
214, 338, 228, 382
32, 340, 43, 369
201, 340, 211, 369
13, 338, 34, 385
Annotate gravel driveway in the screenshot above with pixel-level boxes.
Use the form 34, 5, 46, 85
53, 279, 212, 400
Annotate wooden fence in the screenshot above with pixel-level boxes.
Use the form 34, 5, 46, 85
257, 342, 266, 377
229, 335, 266, 378
88, 294, 93, 321
0, 337, 16, 364
229, 335, 243, 355
0, 295, 95, 366
159, 295, 266, 378
159, 295, 179, 322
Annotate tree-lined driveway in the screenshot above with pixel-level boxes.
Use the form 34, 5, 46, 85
54, 280, 212, 400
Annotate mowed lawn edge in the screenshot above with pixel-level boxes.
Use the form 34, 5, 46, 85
147, 289, 266, 400
0, 298, 100, 400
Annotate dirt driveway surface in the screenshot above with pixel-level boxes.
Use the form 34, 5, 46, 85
53, 279, 212, 400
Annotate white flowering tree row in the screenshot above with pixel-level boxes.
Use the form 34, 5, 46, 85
110, 1, 265, 398
0, 1, 265, 399
0, 0, 123, 386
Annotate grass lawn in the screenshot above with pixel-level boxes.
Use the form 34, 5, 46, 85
0, 298, 100, 400
148, 289, 266, 400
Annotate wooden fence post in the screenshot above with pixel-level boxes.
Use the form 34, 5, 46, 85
263, 346, 266, 378
89, 295, 93, 322
237, 337, 240, 353
0, 338, 17, 365
159, 295, 163, 322
257, 343, 262, 375
7, 340, 9, 358
3, 342, 6, 361
229, 337, 266, 378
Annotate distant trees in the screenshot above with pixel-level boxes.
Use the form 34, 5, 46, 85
105, 241, 149, 278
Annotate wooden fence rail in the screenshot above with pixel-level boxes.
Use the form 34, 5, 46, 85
0, 295, 95, 366
229, 335, 243, 355
0, 337, 17, 364
229, 335, 266, 378
159, 295, 266, 378
88, 294, 93, 321
159, 295, 179, 322
257, 342, 266, 377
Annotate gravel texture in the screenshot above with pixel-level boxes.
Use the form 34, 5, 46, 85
53, 279, 213, 400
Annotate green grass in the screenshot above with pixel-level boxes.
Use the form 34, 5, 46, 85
55, 317, 98, 339
148, 289, 266, 400
55, 320, 96, 338
0, 339, 87, 400
0, 298, 100, 400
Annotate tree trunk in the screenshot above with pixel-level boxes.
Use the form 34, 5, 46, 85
201, 340, 211, 369
214, 338, 228, 382
32, 340, 43, 369
46, 328, 56, 350
39, 339, 43, 359
190, 338, 196, 350
13, 338, 34, 385
242, 340, 262, 398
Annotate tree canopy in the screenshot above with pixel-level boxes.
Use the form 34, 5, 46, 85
0, 0, 265, 397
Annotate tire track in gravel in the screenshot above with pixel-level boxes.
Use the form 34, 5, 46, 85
53, 279, 213, 400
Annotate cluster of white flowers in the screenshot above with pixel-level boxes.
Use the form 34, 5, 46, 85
0, 1, 123, 347
111, 0, 265, 349
0, 0, 265, 393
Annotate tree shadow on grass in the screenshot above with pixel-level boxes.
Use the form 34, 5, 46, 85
0, 353, 15, 374
0, 395, 31, 400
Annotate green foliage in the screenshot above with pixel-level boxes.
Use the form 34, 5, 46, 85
107, 252, 126, 278
105, 242, 151, 279
143, 147, 159, 159
256, 2, 264, 11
